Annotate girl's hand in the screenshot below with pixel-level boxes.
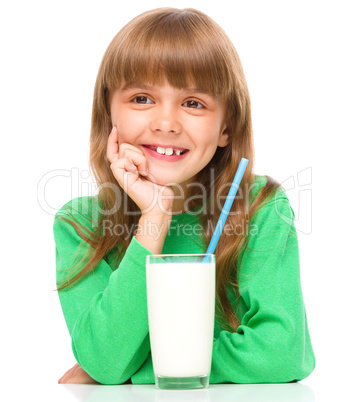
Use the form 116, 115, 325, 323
107, 125, 174, 217
58, 362, 99, 384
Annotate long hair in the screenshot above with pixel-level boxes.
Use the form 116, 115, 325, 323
55, 7, 282, 333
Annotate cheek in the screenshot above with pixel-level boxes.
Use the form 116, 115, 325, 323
112, 103, 140, 130
116, 116, 142, 143
199, 126, 221, 149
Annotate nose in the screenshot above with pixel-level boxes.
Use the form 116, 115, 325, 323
149, 104, 182, 134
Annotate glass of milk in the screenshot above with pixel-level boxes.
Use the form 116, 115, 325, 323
146, 254, 215, 390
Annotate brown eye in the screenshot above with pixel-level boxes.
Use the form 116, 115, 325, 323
132, 96, 153, 104
184, 100, 204, 108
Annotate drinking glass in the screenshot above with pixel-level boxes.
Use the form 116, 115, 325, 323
146, 254, 215, 390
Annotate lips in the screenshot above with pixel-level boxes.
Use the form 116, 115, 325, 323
141, 145, 189, 162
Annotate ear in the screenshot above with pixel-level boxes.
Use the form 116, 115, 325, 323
218, 125, 229, 148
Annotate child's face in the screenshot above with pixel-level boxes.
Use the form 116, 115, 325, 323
109, 79, 228, 187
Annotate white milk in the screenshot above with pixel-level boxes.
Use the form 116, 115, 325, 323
146, 262, 215, 377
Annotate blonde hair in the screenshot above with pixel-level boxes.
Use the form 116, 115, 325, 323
56, 7, 281, 332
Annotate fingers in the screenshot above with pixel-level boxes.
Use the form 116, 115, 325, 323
110, 157, 139, 193
118, 145, 148, 176
58, 363, 79, 384
106, 125, 148, 176
106, 126, 119, 164
66, 375, 99, 384
58, 374, 66, 384
58, 363, 99, 384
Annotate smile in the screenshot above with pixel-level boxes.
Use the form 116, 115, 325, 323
141, 145, 189, 162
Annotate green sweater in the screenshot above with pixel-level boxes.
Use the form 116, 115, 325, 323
54, 175, 315, 384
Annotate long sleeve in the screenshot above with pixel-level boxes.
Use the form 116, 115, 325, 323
55, 189, 316, 385
209, 196, 316, 383
54, 200, 152, 384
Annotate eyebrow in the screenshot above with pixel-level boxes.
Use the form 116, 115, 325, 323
120, 83, 218, 101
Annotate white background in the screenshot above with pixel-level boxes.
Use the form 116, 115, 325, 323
1, 1, 347, 401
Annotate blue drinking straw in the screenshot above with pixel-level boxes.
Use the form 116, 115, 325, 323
203, 158, 249, 262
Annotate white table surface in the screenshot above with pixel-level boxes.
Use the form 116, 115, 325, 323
42, 383, 316, 402
6, 379, 346, 402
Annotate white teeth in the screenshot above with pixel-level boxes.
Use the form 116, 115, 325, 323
155, 146, 184, 155
156, 147, 166, 154
165, 148, 173, 155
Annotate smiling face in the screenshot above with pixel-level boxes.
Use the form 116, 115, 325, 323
109, 79, 229, 188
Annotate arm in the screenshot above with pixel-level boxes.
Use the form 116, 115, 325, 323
54, 208, 158, 385
209, 197, 316, 383
55, 126, 172, 384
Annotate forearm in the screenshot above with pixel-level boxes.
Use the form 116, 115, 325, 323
66, 238, 152, 384
135, 214, 172, 254
56, 217, 154, 384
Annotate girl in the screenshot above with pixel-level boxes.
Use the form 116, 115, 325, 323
54, 7, 315, 385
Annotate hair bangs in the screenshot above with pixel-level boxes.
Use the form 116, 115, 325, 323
105, 9, 232, 101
